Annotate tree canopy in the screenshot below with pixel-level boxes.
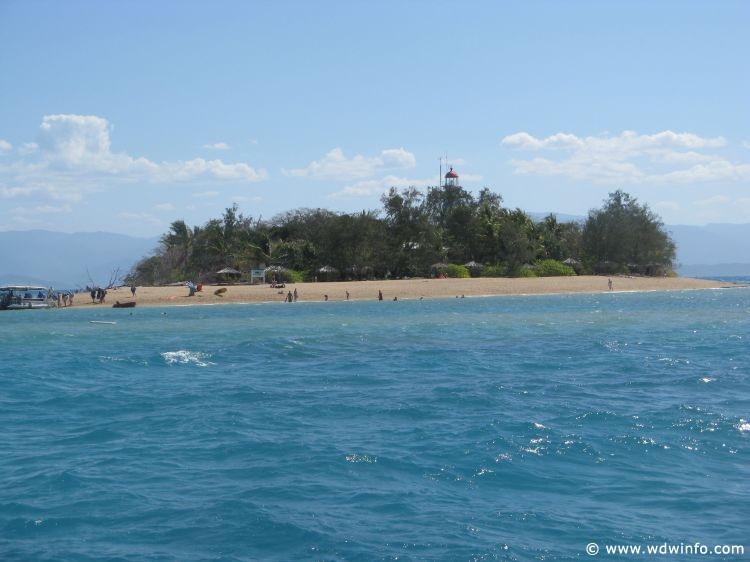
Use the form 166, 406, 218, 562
126, 187, 676, 284
582, 190, 675, 274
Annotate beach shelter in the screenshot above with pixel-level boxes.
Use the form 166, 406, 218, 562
265, 265, 288, 283
216, 267, 242, 283
464, 260, 484, 277
317, 265, 338, 282
563, 258, 582, 274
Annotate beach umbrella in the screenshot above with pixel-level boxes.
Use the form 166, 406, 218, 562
216, 267, 241, 276
317, 265, 338, 282
464, 260, 484, 268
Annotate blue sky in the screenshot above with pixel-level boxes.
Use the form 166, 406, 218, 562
1, 0, 748, 236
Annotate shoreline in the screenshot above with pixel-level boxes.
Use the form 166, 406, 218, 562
62, 276, 741, 310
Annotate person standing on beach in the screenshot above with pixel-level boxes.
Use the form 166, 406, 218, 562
608, 278, 613, 291
286, 290, 292, 302
345, 290, 350, 300
131, 285, 136, 297
293, 288, 299, 302
378, 290, 383, 301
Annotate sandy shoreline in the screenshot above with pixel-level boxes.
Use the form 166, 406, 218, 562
66, 276, 739, 309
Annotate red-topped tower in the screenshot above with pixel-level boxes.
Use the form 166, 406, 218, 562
444, 166, 459, 187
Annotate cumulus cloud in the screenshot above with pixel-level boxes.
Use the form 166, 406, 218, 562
284, 147, 417, 180
0, 140, 12, 153
203, 142, 230, 150
5, 114, 267, 185
501, 130, 748, 185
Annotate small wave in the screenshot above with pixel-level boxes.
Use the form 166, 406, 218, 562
738, 420, 750, 432
345, 453, 377, 463
495, 453, 512, 463
699, 377, 715, 383
161, 350, 214, 367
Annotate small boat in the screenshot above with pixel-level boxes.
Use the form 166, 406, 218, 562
112, 301, 136, 308
0, 286, 53, 310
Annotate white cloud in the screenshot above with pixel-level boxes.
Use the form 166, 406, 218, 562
231, 195, 263, 203
154, 203, 176, 211
448, 157, 467, 166
0, 140, 12, 153
203, 142, 230, 150
284, 147, 417, 180
18, 142, 38, 155
693, 195, 731, 207
11, 203, 72, 215
118, 211, 162, 225
653, 200, 682, 212
502, 132, 584, 150
5, 114, 267, 186
1, 185, 38, 198
652, 160, 750, 184
329, 167, 485, 199
330, 175, 434, 199
502, 130, 747, 185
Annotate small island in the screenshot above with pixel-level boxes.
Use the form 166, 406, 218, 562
126, 170, 680, 290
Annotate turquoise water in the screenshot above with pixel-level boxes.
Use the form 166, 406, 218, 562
1, 289, 749, 561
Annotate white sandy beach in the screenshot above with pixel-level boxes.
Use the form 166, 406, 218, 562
69, 275, 738, 309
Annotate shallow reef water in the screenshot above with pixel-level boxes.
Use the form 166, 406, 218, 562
1, 289, 749, 560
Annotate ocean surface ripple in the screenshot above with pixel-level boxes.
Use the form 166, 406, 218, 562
1, 289, 749, 560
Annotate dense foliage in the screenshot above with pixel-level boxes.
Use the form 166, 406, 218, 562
126, 187, 675, 284
582, 190, 676, 275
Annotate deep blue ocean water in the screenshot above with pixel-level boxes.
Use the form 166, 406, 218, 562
1, 289, 749, 561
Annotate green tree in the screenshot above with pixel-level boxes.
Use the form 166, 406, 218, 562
381, 187, 441, 277
582, 190, 675, 273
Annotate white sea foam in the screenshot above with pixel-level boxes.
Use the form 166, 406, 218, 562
161, 350, 214, 367
345, 454, 377, 463
699, 377, 715, 383
737, 420, 750, 432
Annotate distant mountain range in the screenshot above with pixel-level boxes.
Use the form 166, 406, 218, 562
0, 230, 159, 288
1, 221, 749, 286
